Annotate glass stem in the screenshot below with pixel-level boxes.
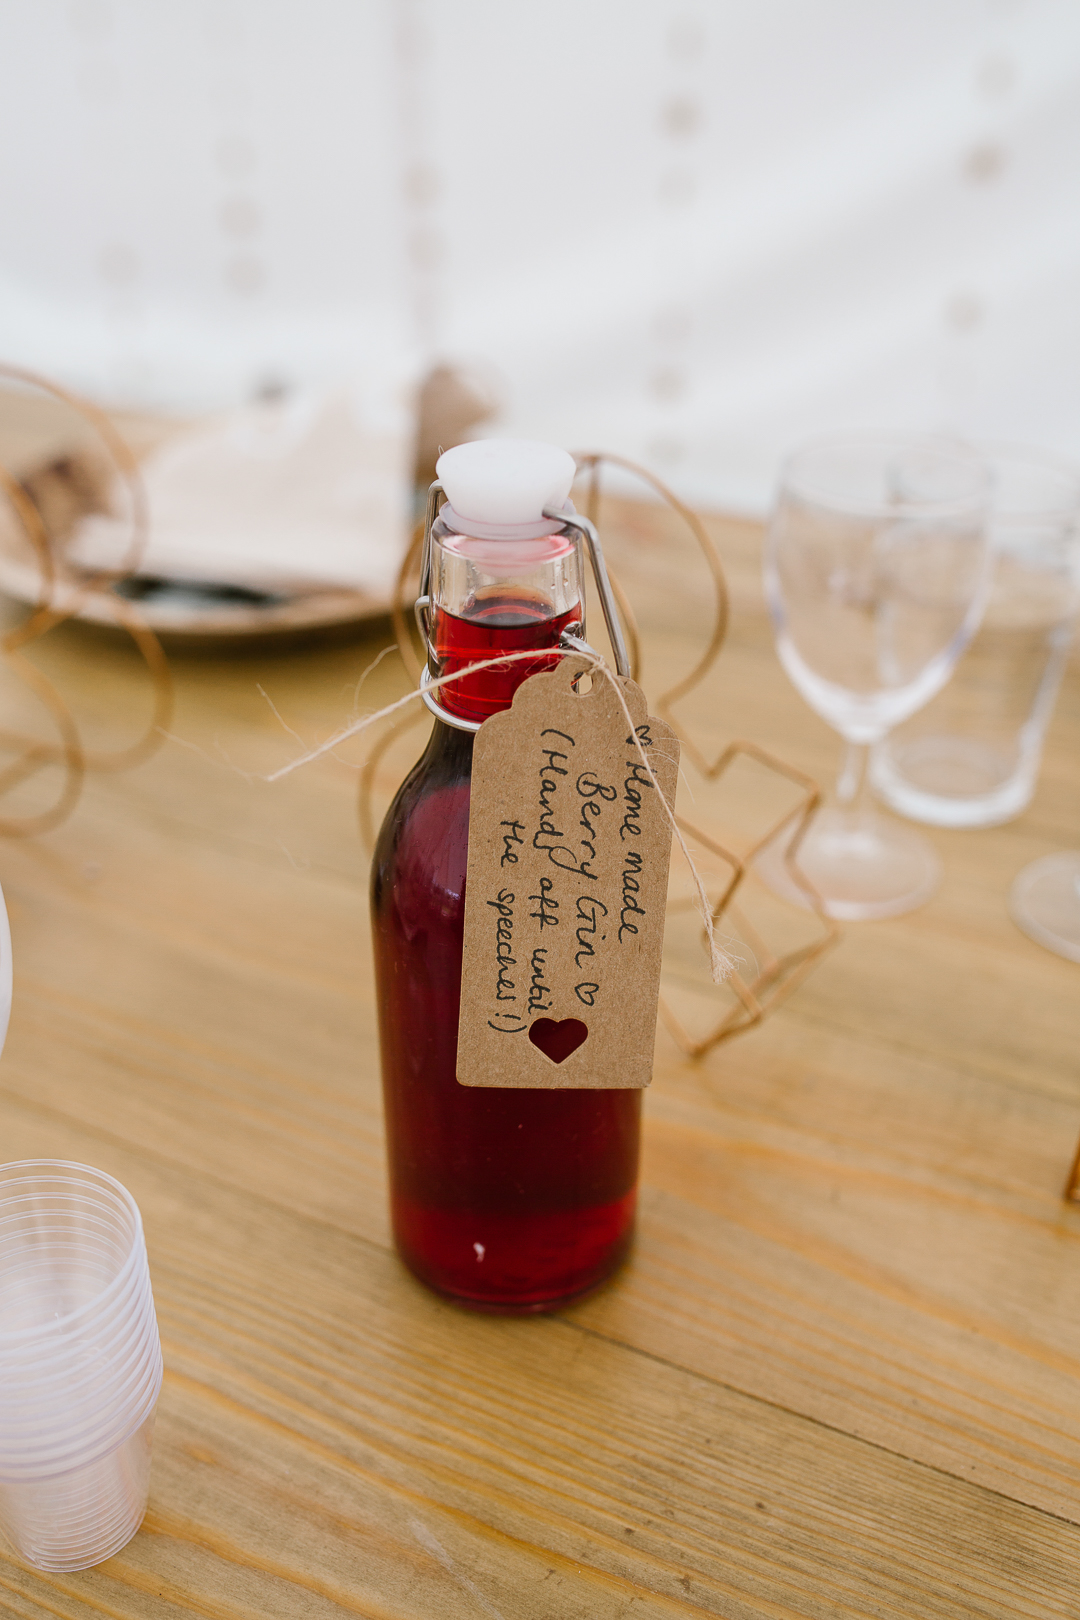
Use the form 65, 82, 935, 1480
836, 739, 871, 813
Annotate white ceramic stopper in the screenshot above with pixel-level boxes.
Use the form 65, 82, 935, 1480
436, 440, 576, 527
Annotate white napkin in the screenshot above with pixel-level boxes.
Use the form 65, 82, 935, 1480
70, 387, 413, 596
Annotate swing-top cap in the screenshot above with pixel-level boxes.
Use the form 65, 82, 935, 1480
436, 439, 577, 529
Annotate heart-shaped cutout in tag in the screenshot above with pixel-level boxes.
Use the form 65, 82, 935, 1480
529, 1018, 588, 1064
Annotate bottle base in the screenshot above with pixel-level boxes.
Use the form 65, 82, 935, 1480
391, 1190, 636, 1315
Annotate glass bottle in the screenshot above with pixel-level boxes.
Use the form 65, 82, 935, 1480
370, 441, 640, 1312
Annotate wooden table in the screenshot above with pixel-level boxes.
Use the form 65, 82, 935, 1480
0, 499, 1078, 1618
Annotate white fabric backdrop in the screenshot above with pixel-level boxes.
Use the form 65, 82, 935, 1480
1, 0, 1078, 512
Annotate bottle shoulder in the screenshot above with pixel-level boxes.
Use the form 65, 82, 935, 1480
371, 723, 473, 913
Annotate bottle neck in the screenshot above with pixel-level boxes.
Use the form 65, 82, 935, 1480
427, 517, 583, 725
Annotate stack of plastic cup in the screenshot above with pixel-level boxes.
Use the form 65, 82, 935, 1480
0, 1161, 163, 1571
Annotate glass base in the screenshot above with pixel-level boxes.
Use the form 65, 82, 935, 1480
391, 1189, 636, 1313
872, 735, 1033, 829
1010, 852, 1080, 964
754, 807, 942, 921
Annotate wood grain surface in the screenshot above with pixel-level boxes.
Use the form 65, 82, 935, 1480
0, 499, 1078, 1618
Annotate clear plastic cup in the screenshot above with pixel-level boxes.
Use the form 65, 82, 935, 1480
0, 1162, 163, 1571
0, 1416, 156, 1573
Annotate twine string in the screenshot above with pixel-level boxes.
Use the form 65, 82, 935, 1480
0, 365, 173, 835
266, 647, 734, 984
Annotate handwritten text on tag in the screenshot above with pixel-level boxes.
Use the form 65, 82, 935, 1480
457, 657, 679, 1089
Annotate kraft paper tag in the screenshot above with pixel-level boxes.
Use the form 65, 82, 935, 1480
457, 655, 680, 1089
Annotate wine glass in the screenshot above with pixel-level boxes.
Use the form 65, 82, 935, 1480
756, 434, 991, 920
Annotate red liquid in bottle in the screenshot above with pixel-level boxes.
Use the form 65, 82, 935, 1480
432, 588, 579, 723
371, 593, 640, 1311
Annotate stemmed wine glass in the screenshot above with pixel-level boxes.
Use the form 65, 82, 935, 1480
757, 435, 991, 920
